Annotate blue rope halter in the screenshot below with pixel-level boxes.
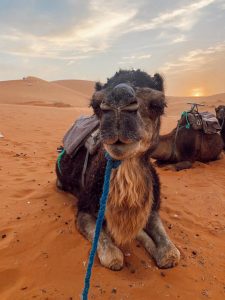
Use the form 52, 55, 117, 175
81, 152, 121, 300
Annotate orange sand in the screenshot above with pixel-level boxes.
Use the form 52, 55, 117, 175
0, 79, 224, 300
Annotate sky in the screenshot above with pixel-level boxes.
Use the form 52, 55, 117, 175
0, 0, 225, 96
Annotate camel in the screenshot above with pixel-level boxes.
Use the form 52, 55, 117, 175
56, 69, 180, 270
215, 105, 225, 150
152, 104, 224, 171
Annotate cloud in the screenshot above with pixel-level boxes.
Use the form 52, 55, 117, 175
171, 35, 187, 44
118, 53, 152, 65
0, 1, 137, 60
128, 0, 216, 32
160, 42, 225, 74
123, 54, 152, 60
0, 0, 219, 63
0, 0, 215, 62
0, 0, 224, 90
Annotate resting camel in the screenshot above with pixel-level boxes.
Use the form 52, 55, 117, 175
215, 105, 225, 150
152, 106, 224, 171
56, 70, 180, 270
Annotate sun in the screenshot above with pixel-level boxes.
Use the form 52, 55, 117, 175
193, 92, 201, 97
191, 88, 204, 97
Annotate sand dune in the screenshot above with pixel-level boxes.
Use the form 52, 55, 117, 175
0, 80, 225, 300
52, 79, 95, 96
0, 77, 94, 107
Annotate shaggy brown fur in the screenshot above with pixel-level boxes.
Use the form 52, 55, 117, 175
106, 157, 153, 245
152, 113, 224, 170
56, 69, 180, 270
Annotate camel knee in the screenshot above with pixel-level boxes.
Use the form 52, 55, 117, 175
76, 211, 124, 270
76, 212, 96, 241
174, 161, 192, 171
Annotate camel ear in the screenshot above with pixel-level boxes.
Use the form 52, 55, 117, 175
90, 91, 105, 117
153, 73, 164, 92
136, 87, 167, 116
95, 81, 103, 91
148, 92, 167, 116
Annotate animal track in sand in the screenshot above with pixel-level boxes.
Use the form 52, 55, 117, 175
12, 188, 35, 199
0, 228, 14, 251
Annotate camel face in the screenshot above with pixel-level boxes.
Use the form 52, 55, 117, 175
215, 105, 225, 121
91, 83, 166, 160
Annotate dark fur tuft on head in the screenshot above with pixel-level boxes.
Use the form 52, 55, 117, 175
102, 69, 164, 92
95, 82, 103, 91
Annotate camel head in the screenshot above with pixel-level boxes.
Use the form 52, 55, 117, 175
90, 70, 166, 160
215, 105, 225, 123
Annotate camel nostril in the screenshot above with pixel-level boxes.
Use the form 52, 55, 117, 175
113, 138, 136, 145
113, 140, 124, 146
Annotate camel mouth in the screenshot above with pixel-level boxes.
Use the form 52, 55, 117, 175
104, 141, 140, 160
113, 140, 126, 146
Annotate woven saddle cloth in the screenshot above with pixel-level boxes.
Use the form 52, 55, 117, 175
63, 115, 100, 156
186, 111, 221, 134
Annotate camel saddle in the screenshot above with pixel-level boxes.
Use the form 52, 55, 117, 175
183, 111, 221, 134
63, 115, 100, 157
61, 115, 101, 187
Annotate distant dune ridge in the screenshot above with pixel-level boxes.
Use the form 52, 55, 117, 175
0, 77, 95, 107
0, 77, 224, 111
52, 79, 95, 95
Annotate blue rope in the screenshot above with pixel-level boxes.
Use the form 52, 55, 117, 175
81, 153, 121, 300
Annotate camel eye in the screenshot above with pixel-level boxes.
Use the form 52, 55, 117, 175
122, 102, 139, 111
100, 103, 112, 111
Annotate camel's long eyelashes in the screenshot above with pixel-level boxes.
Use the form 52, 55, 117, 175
100, 103, 111, 111
100, 102, 139, 112
122, 102, 139, 111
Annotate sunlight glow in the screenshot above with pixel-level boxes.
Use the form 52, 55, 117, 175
191, 88, 204, 97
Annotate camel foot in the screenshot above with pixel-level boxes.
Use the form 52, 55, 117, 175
98, 244, 124, 271
155, 244, 180, 269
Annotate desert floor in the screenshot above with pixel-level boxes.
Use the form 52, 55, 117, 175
0, 78, 224, 300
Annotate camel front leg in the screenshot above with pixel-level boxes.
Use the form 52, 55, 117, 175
76, 211, 124, 271
174, 161, 192, 171
137, 212, 180, 268
145, 211, 180, 268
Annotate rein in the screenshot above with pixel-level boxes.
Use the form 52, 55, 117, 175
56, 149, 121, 300
81, 153, 121, 300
